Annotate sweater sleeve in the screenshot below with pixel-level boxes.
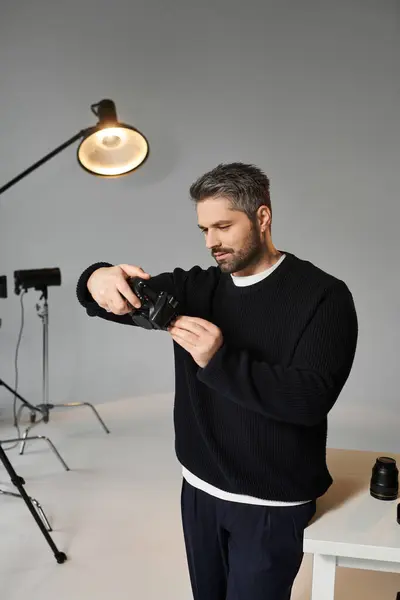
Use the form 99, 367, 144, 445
76, 261, 198, 327
197, 281, 358, 426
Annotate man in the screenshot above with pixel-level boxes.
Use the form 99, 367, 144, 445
76, 162, 358, 600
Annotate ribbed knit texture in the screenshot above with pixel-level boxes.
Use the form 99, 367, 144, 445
76, 252, 358, 501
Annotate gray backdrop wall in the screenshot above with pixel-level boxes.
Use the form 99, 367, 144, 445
0, 0, 399, 452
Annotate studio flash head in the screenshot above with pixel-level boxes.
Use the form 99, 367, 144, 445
0, 275, 7, 328
0, 275, 7, 299
14, 268, 61, 295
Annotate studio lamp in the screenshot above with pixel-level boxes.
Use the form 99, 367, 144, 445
0, 100, 144, 563
0, 98, 144, 438
0, 98, 149, 195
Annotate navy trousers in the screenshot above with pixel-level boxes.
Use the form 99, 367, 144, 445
180, 478, 316, 600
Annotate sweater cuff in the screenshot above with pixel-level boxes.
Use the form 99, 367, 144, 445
76, 262, 113, 309
197, 343, 229, 384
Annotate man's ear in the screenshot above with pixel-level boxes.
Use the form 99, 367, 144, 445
257, 205, 271, 230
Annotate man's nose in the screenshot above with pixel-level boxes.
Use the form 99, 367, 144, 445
205, 231, 220, 249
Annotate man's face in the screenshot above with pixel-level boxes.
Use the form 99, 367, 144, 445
196, 196, 267, 275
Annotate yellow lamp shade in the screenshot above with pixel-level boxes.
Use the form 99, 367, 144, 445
77, 124, 149, 177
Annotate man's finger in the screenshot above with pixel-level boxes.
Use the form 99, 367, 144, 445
170, 331, 196, 353
169, 327, 199, 345
119, 264, 151, 279
117, 279, 141, 308
170, 320, 203, 335
174, 316, 217, 333
108, 291, 130, 314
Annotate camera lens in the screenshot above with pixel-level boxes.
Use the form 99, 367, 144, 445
370, 457, 399, 501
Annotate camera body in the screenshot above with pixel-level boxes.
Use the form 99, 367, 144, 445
127, 277, 179, 330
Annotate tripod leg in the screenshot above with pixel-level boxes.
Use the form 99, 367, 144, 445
18, 407, 51, 454
19, 424, 38, 455
0, 446, 67, 563
36, 436, 69, 471
52, 402, 111, 434
2, 436, 69, 471
0, 489, 52, 531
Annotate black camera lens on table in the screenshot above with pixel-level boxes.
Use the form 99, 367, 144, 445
370, 456, 399, 501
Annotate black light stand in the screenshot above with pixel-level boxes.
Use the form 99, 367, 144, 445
14, 281, 110, 453
0, 276, 68, 562
0, 379, 67, 562
0, 272, 69, 468
0, 442, 67, 563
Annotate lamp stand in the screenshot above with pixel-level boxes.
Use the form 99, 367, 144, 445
0, 443, 67, 563
0, 130, 87, 196
18, 287, 110, 455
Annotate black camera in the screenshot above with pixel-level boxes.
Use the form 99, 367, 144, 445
127, 277, 179, 331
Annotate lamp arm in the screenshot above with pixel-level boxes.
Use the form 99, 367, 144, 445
0, 128, 91, 196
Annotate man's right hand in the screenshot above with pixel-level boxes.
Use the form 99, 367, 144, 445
87, 264, 151, 315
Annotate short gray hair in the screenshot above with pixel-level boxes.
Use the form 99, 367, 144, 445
189, 162, 271, 222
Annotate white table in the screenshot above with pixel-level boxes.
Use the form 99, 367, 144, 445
304, 448, 400, 599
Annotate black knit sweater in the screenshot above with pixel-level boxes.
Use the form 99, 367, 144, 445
76, 252, 358, 501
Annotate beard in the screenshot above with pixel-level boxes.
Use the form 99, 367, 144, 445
213, 222, 264, 274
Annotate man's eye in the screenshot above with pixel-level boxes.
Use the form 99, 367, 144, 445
220, 226, 230, 230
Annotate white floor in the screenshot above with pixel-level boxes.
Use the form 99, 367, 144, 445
0, 393, 399, 600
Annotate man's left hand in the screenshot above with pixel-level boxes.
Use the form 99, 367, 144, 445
168, 316, 224, 368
